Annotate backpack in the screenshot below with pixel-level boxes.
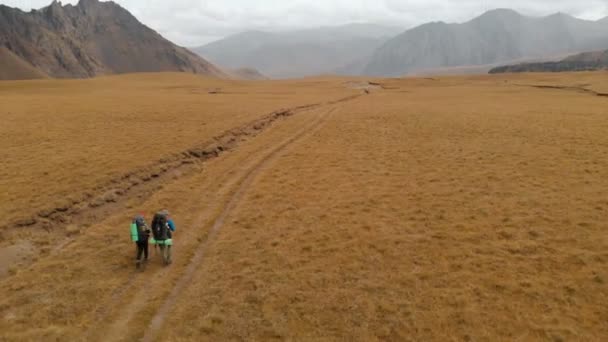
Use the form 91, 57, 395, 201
134, 216, 147, 232
151, 212, 169, 241
131, 215, 149, 242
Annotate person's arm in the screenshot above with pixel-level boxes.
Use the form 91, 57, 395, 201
167, 219, 176, 232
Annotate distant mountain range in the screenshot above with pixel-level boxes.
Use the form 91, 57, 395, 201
2, 2, 607, 81
0, 0, 225, 80
364, 9, 608, 76
196, 9, 608, 78
192, 24, 404, 78
489, 49, 608, 73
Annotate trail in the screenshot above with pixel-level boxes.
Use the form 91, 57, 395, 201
82, 91, 366, 342
91, 140, 291, 341
140, 104, 341, 342
519, 84, 608, 98
4, 101, 323, 235
0, 94, 363, 284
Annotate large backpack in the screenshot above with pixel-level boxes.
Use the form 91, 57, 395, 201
131, 215, 148, 242
134, 216, 147, 232
151, 212, 169, 241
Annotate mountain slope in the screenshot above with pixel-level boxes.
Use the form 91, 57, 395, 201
193, 24, 403, 78
228, 68, 268, 80
0, 46, 48, 80
364, 9, 608, 76
489, 49, 608, 73
563, 49, 608, 63
0, 0, 225, 79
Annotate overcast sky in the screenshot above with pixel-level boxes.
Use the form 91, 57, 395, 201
3, 0, 608, 46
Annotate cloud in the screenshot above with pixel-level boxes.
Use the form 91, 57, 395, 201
2, 0, 607, 46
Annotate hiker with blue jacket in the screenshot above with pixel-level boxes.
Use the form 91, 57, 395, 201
151, 210, 176, 265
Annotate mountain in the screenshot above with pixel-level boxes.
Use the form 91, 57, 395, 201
193, 24, 403, 78
489, 49, 608, 73
0, 46, 48, 80
364, 9, 608, 77
0, 0, 225, 80
563, 49, 608, 63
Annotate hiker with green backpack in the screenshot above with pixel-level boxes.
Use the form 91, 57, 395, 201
150, 210, 176, 265
130, 214, 151, 268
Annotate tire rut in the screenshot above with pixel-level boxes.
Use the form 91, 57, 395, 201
140, 102, 347, 342
89, 153, 274, 341
83, 92, 364, 342
4, 101, 325, 235
520, 84, 608, 98
0, 95, 359, 282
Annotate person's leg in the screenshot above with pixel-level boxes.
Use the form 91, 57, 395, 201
143, 242, 149, 261
159, 244, 167, 264
136, 243, 144, 261
166, 245, 172, 264
136, 243, 145, 268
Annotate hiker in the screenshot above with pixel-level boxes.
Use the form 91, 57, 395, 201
151, 210, 176, 265
131, 214, 150, 267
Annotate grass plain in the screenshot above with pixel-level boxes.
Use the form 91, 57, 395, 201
0, 73, 354, 226
1, 71, 607, 341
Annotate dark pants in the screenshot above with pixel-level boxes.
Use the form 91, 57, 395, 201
136, 241, 149, 261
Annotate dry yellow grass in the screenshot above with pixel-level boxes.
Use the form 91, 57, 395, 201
0, 73, 355, 226
1, 71, 607, 341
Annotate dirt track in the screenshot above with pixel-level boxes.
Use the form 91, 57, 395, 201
79, 94, 362, 341
142, 105, 342, 341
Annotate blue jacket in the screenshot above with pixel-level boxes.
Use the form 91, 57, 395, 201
167, 219, 176, 232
